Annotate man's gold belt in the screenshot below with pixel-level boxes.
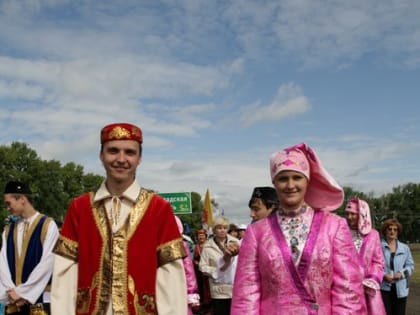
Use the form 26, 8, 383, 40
4, 303, 46, 315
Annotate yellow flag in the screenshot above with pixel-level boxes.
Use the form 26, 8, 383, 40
202, 189, 213, 227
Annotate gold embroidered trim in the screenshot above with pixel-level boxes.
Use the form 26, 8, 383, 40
108, 126, 129, 140
89, 188, 155, 314
126, 188, 154, 239
76, 272, 98, 314
40, 217, 52, 244
157, 238, 186, 267
53, 235, 78, 261
129, 275, 156, 315
90, 193, 112, 314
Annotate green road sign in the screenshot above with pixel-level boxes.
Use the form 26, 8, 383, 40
158, 192, 192, 214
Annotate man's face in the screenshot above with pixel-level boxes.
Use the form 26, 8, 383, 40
4, 194, 24, 217
250, 199, 274, 221
100, 140, 141, 186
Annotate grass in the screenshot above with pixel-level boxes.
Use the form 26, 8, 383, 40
411, 249, 420, 284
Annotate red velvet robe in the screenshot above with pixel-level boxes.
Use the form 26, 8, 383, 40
54, 188, 185, 314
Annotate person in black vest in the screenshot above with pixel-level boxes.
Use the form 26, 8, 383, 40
0, 181, 59, 315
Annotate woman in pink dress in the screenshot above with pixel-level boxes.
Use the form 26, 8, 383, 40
345, 198, 386, 315
175, 216, 200, 315
231, 143, 366, 315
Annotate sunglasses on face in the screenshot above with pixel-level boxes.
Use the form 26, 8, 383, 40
387, 227, 398, 232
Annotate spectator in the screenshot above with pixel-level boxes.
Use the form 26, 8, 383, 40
380, 218, 414, 315
345, 198, 386, 314
193, 229, 211, 315
228, 224, 239, 239
0, 181, 59, 315
199, 216, 239, 315
175, 216, 200, 315
236, 224, 247, 241
248, 186, 279, 222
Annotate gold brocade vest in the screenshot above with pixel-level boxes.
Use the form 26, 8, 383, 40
54, 188, 185, 315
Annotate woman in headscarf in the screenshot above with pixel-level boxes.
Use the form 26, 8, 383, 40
345, 198, 386, 314
231, 143, 366, 315
199, 216, 239, 315
175, 216, 200, 315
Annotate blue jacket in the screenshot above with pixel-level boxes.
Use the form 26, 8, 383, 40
380, 239, 415, 298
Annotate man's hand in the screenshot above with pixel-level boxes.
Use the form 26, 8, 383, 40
6, 288, 28, 306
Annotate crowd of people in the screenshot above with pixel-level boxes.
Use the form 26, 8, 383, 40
0, 122, 415, 315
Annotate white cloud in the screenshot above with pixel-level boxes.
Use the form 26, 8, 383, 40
240, 82, 311, 127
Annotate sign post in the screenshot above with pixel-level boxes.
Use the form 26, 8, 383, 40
159, 192, 192, 214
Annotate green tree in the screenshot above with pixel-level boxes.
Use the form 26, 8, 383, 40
178, 191, 203, 235
0, 142, 103, 226
383, 183, 420, 242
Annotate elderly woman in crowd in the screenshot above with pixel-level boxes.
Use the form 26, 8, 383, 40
345, 198, 386, 314
199, 216, 239, 315
380, 218, 414, 315
231, 142, 366, 315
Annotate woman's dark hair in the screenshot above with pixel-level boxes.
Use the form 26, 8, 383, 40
380, 218, 403, 237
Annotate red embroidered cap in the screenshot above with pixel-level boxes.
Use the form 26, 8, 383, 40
100, 123, 143, 144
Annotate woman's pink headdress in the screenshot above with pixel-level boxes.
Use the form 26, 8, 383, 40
345, 198, 372, 235
174, 215, 184, 234
270, 142, 344, 211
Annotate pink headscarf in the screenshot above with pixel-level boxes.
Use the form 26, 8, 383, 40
270, 142, 344, 211
345, 198, 372, 235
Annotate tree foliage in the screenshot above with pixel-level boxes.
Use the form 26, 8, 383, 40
342, 183, 420, 242
0, 142, 103, 226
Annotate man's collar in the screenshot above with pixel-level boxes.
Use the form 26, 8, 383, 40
94, 180, 141, 203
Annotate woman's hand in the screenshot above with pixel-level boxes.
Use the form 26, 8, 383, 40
383, 273, 394, 283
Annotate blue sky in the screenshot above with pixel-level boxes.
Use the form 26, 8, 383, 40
1, 0, 419, 225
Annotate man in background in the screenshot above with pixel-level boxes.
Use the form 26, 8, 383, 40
1, 181, 59, 314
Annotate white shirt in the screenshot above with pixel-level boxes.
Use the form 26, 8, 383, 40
0, 212, 59, 304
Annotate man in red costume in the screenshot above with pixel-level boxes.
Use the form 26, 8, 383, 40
51, 122, 187, 314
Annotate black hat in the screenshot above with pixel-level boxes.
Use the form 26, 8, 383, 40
4, 181, 32, 195
249, 187, 278, 204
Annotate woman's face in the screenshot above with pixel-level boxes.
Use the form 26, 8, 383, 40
197, 233, 207, 244
229, 230, 239, 238
273, 170, 308, 211
346, 211, 358, 230
386, 224, 399, 240
213, 225, 228, 240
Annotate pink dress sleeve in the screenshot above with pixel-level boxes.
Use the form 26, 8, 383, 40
363, 230, 386, 315
182, 241, 200, 313
231, 226, 261, 315
331, 217, 367, 314
364, 231, 384, 284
